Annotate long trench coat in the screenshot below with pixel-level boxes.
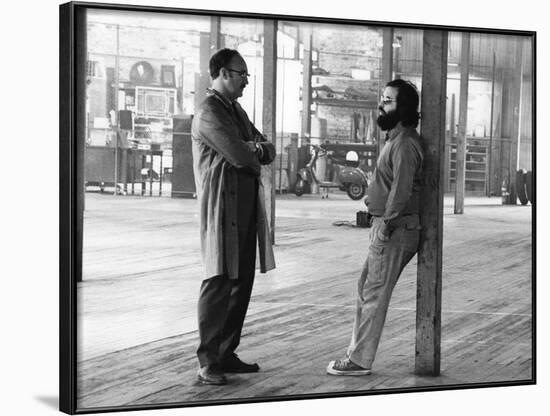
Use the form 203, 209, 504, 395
192, 90, 276, 280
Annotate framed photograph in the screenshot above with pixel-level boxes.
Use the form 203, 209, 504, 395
60, 1, 535, 414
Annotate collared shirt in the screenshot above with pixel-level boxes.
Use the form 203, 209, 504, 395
207, 87, 231, 104
366, 123, 424, 224
206, 88, 244, 122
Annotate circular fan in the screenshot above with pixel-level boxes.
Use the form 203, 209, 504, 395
129, 61, 154, 85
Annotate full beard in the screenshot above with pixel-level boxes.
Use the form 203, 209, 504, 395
376, 109, 400, 131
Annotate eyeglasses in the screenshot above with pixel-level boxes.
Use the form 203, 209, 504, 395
226, 68, 250, 79
380, 96, 395, 105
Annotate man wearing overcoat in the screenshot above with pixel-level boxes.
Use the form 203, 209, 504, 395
192, 48, 276, 385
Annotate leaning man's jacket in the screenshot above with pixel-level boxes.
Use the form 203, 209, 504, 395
192, 89, 276, 280
367, 122, 424, 226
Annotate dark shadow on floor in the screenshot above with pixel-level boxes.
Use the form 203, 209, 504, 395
34, 395, 58, 410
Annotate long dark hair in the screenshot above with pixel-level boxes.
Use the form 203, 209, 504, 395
386, 79, 420, 128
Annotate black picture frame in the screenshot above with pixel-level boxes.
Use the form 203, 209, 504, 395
60, 1, 536, 414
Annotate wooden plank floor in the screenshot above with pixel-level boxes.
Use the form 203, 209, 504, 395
77, 190, 533, 410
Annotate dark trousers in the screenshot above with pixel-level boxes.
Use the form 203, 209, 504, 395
197, 176, 258, 367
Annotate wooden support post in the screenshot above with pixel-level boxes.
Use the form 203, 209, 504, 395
507, 37, 524, 204
210, 15, 222, 50
294, 25, 300, 60
113, 24, 120, 195
415, 29, 447, 376
194, 18, 221, 114
194, 34, 210, 114
301, 26, 312, 143
454, 32, 470, 214
493, 69, 504, 194
445, 93, 456, 193
450, 94, 456, 138
288, 133, 299, 191
487, 52, 496, 196
382, 27, 394, 82
378, 28, 394, 154
395, 40, 401, 79
180, 58, 185, 111
350, 113, 357, 142
263, 19, 277, 244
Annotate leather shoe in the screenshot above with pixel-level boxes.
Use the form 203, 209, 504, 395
219, 355, 260, 373
197, 364, 227, 385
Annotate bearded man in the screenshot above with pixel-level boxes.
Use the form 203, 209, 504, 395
326, 79, 424, 376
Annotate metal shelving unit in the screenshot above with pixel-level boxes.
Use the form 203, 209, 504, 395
449, 139, 488, 193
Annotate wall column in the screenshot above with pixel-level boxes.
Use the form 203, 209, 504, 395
506, 37, 524, 204
194, 17, 221, 113
263, 20, 278, 243
454, 32, 470, 214
378, 28, 394, 154
415, 29, 448, 376
300, 25, 312, 144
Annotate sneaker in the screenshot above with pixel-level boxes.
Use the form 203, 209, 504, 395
326, 358, 372, 376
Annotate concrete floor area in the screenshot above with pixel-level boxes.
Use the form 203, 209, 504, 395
76, 188, 533, 410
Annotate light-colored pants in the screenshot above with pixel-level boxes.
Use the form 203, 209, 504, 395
347, 216, 420, 369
